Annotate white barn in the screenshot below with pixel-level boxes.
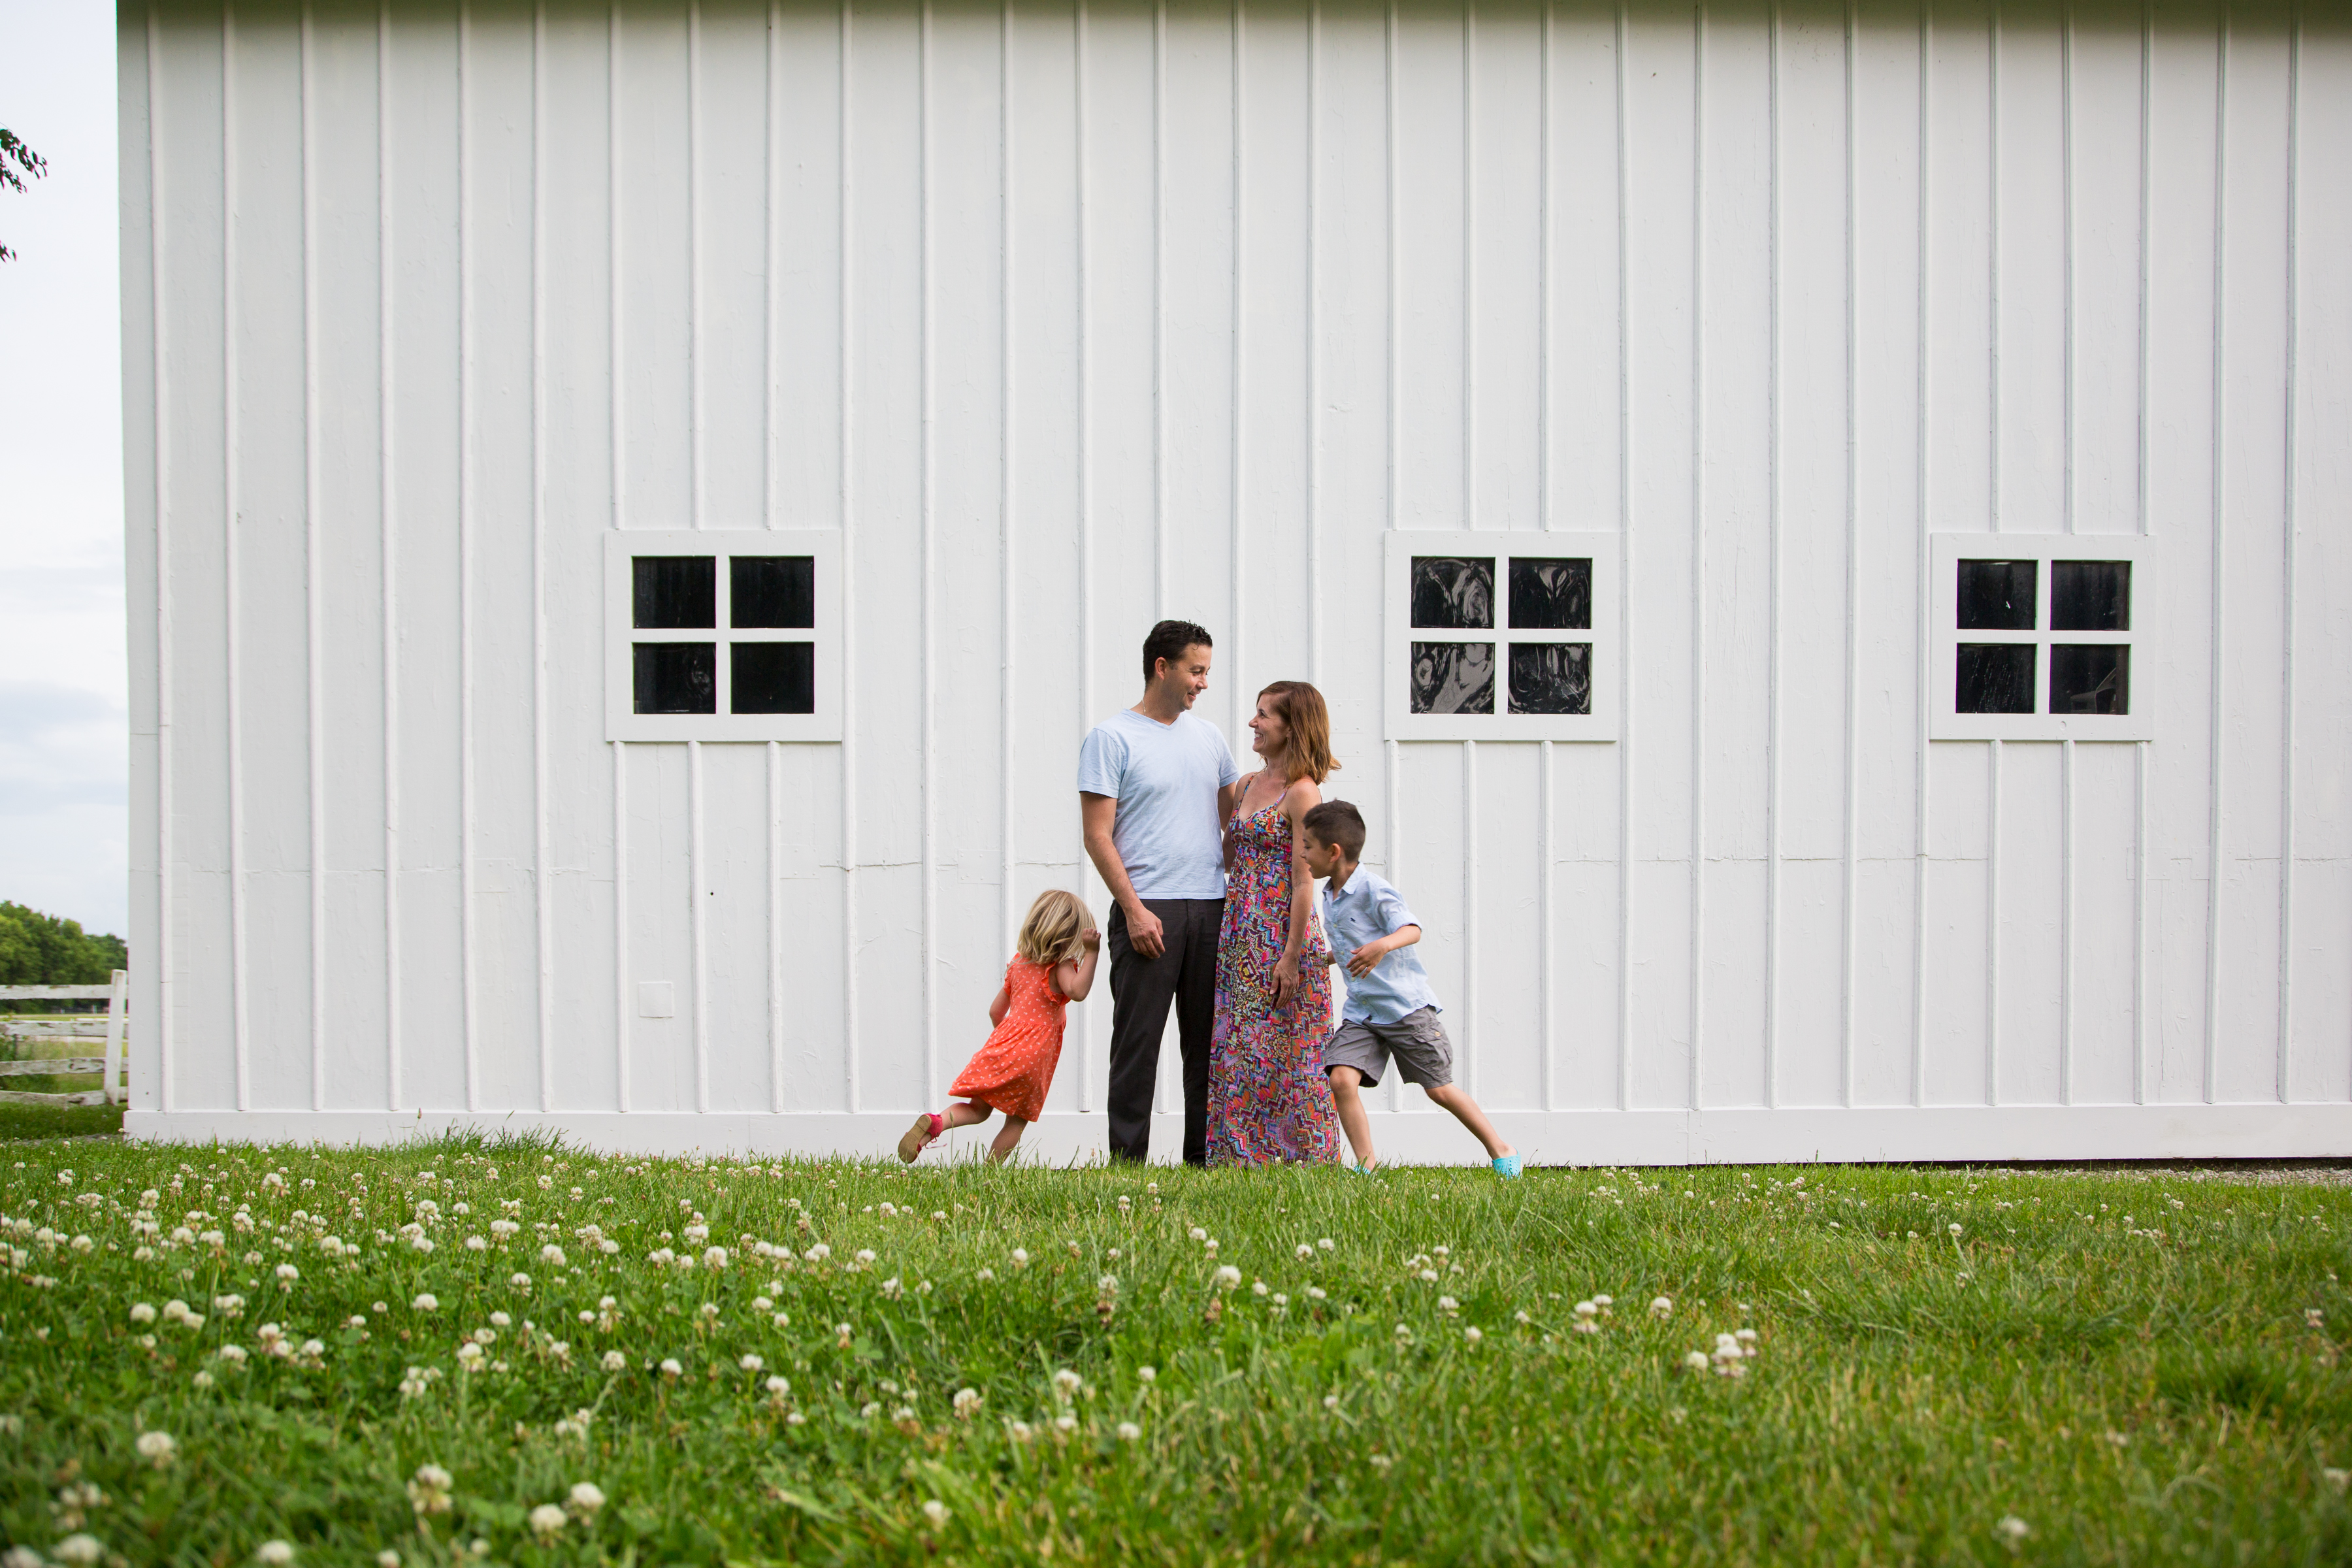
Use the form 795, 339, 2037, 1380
119, 0, 2351, 1162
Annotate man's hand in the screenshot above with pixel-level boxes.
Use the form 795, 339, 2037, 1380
1273, 953, 1301, 1010
1345, 938, 1394, 979
1123, 904, 1166, 960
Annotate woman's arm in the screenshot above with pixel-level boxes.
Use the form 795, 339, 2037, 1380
1054, 928, 1103, 1002
988, 982, 1012, 1028
1271, 779, 1324, 1009
1222, 771, 1256, 874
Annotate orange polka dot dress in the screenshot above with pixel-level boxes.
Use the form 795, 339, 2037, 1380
949, 955, 1069, 1124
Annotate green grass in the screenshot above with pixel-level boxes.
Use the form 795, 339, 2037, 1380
0, 1102, 121, 1143
3, 1139, 2349, 1565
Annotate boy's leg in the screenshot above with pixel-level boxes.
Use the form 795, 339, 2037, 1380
1326, 1065, 1377, 1169
1422, 1083, 1514, 1161
987, 1117, 1029, 1164
1104, 902, 1184, 1164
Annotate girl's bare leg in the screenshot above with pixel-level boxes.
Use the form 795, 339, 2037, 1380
987, 1116, 1029, 1163
943, 1100, 992, 1131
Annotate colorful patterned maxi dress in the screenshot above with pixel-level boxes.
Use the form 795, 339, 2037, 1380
1207, 790, 1342, 1165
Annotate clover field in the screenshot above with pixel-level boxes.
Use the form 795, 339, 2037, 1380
1, 1136, 2349, 1566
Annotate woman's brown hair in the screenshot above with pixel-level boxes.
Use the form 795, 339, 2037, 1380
1257, 681, 1340, 785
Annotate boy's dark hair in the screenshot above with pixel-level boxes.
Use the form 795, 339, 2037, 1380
1301, 800, 1367, 860
1141, 620, 1215, 683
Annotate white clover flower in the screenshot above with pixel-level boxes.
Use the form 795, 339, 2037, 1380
376, 1554, 399, 1568
407, 1464, 453, 1516
1053, 1414, 1078, 1433
51, 1536, 103, 1566
1008, 1420, 1036, 1442
1252, 1280, 1269, 1298
922, 1500, 951, 1529
541, 1245, 567, 1267
659, 1358, 684, 1379
704, 1246, 728, 1270
975, 1267, 995, 1282
136, 1430, 178, 1466
1137, 1365, 1156, 1383
766, 1375, 791, 1397
276, 1264, 299, 1282
1214, 1265, 1241, 1290
1116, 1420, 1142, 1441
192, 1370, 216, 1388
805, 1242, 831, 1262
1649, 1296, 1673, 1319
881, 1277, 903, 1299
860, 1401, 882, 1419
1437, 1295, 1459, 1315
567, 1481, 606, 1518
601, 1350, 627, 1371
510, 1273, 533, 1291
1463, 1326, 1483, 1347
1308, 1286, 1328, 1301
1190, 1227, 1208, 1242
953, 1387, 982, 1418
854, 1249, 876, 1267
130, 1302, 157, 1324
255, 1541, 295, 1565
489, 1311, 511, 1328
698, 1303, 721, 1322
412, 1294, 438, 1312
1010, 1248, 1029, 1269
216, 1345, 249, 1365
740, 1353, 764, 1373
529, 1503, 568, 1542
1995, 1516, 2030, 1543
753, 1296, 774, 1313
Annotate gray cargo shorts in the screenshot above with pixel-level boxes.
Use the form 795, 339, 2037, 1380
1321, 1007, 1454, 1089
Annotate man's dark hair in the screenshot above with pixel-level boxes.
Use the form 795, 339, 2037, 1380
1141, 620, 1215, 683
1301, 800, 1367, 861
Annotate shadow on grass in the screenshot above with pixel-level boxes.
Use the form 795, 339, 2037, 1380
0, 1099, 123, 1141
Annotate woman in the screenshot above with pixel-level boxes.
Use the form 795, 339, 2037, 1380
1207, 681, 1344, 1165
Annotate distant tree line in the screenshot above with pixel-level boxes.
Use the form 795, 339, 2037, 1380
0, 902, 127, 987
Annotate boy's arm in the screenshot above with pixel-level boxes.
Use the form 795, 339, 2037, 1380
1343, 924, 1420, 979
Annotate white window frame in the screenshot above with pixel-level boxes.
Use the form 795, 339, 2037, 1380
1928, 532, 2155, 742
605, 529, 845, 742
1383, 531, 1621, 742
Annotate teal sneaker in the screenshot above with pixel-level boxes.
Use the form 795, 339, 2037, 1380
1492, 1152, 1524, 1179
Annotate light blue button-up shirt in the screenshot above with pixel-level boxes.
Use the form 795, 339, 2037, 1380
1318, 868, 1441, 1025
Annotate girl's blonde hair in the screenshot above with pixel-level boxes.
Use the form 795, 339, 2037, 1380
1018, 889, 1095, 968
1256, 681, 1340, 784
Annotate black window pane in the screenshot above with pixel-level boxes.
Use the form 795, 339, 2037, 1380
1956, 643, 2036, 714
1507, 643, 1592, 714
1409, 642, 1495, 714
1957, 559, 2036, 630
633, 557, 716, 629
2051, 560, 2131, 631
1411, 557, 1495, 629
2051, 644, 2129, 715
732, 642, 816, 715
731, 556, 816, 629
1508, 558, 1592, 630
634, 643, 716, 713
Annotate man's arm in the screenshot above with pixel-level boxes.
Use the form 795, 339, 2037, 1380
1081, 792, 1166, 959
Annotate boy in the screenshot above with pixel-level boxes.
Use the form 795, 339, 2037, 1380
1298, 800, 1522, 1177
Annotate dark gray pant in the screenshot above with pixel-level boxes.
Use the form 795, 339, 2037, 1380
1105, 897, 1223, 1166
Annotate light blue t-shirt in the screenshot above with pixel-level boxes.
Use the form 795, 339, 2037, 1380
1319, 868, 1442, 1024
1075, 708, 1241, 900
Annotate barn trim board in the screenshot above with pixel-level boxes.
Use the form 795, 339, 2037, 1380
120, 0, 2352, 1161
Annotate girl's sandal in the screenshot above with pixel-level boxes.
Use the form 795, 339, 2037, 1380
897, 1112, 945, 1164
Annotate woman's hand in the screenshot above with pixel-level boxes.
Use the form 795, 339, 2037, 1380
1273, 952, 1301, 1011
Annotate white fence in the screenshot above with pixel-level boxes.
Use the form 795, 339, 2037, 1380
0, 972, 129, 1108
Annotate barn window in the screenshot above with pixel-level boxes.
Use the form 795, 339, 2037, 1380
1929, 536, 2153, 742
606, 531, 844, 742
1384, 532, 1620, 741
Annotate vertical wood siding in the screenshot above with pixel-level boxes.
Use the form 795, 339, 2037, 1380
122, 0, 2352, 1156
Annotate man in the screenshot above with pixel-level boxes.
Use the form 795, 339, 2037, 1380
1078, 621, 1241, 1165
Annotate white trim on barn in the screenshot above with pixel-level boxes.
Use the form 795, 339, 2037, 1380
118, 0, 2352, 1162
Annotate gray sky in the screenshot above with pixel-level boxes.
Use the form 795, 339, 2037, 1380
1, 1, 126, 939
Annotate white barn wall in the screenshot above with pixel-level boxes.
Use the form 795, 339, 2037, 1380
118, 0, 2352, 1161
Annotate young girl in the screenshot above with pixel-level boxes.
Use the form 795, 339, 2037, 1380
898, 889, 1100, 1164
